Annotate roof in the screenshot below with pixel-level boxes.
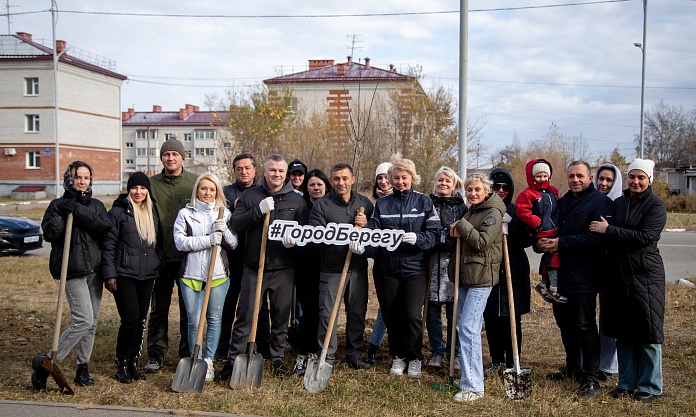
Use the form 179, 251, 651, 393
122, 111, 230, 127
0, 34, 127, 81
264, 61, 411, 85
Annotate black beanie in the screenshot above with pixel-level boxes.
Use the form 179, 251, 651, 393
127, 172, 151, 192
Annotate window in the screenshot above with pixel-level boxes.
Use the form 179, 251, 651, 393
136, 130, 157, 140
149, 148, 157, 156
26, 151, 40, 168
194, 130, 215, 140
25, 78, 39, 96
125, 159, 134, 165
136, 148, 147, 156
125, 142, 134, 148
26, 115, 40, 132
194, 148, 215, 157
183, 133, 192, 142
165, 133, 178, 140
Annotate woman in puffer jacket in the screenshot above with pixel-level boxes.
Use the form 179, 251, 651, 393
102, 172, 164, 383
174, 172, 238, 382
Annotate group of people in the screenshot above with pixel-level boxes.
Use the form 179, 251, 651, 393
30, 136, 666, 404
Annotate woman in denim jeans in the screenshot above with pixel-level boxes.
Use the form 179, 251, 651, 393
174, 172, 238, 382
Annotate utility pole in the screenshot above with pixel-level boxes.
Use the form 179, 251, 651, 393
636, 0, 648, 159
5, 0, 11, 34
457, 0, 468, 178
52, 0, 61, 197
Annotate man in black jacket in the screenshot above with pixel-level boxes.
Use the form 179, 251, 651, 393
307, 163, 374, 370
219, 154, 308, 378
538, 161, 615, 398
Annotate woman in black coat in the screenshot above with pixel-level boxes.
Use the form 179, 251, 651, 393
102, 172, 164, 383
590, 158, 666, 403
483, 168, 534, 374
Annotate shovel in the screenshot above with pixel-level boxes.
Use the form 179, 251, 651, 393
229, 211, 271, 390
172, 208, 225, 393
45, 213, 75, 395
431, 238, 460, 392
501, 235, 532, 401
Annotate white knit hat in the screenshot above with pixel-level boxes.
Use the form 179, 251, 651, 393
375, 162, 393, 178
532, 161, 551, 177
627, 158, 655, 183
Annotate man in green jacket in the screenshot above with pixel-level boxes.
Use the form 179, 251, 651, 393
144, 138, 198, 373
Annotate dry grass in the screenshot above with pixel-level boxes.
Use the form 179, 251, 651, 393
0, 256, 695, 416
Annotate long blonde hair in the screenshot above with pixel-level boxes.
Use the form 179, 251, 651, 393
191, 171, 227, 209
127, 193, 157, 246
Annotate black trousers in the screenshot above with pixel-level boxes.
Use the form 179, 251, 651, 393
483, 315, 522, 368
217, 261, 243, 357
146, 261, 188, 360
373, 268, 427, 362
552, 292, 600, 383
113, 277, 155, 359
294, 268, 321, 356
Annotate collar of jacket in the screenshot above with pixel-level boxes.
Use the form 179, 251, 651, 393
392, 188, 413, 198
113, 193, 134, 215
234, 180, 258, 191
160, 168, 188, 183
625, 185, 653, 202
328, 190, 355, 207
262, 177, 295, 196
570, 182, 597, 199
430, 193, 464, 207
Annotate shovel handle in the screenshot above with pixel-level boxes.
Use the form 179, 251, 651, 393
248, 211, 271, 344
193, 208, 226, 351
502, 235, 521, 373
52, 213, 74, 357
448, 237, 461, 379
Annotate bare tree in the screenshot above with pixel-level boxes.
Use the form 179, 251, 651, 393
638, 101, 696, 168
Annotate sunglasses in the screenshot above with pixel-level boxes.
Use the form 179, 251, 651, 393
492, 183, 510, 192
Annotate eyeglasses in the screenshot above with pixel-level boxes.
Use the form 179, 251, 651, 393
492, 183, 510, 192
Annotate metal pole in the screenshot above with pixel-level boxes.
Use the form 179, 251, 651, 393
457, 0, 468, 178
52, 1, 60, 197
638, 0, 647, 159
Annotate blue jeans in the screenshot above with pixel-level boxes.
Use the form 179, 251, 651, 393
616, 340, 662, 396
426, 301, 459, 357
457, 286, 492, 393
369, 308, 387, 346
180, 278, 229, 360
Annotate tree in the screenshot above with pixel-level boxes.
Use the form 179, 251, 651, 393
638, 101, 696, 168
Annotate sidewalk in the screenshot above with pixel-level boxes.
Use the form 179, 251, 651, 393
0, 400, 260, 417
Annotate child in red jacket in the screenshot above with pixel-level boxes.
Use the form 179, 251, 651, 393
516, 159, 566, 303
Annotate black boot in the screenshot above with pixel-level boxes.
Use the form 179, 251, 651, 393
365, 343, 379, 365
31, 355, 50, 390
128, 356, 146, 381
114, 358, 132, 384
74, 363, 95, 386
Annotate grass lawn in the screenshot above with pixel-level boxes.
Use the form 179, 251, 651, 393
0, 257, 694, 416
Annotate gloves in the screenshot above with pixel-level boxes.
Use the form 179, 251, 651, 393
259, 197, 274, 214
502, 222, 509, 236
403, 232, 417, 245
349, 240, 364, 255
213, 218, 228, 233
282, 233, 296, 248
210, 231, 223, 246
59, 199, 78, 214
502, 213, 512, 236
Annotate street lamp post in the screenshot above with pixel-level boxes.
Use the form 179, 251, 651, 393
635, 0, 648, 159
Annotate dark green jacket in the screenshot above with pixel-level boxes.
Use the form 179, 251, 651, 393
149, 168, 198, 262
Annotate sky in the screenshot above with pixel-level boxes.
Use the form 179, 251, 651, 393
6, 0, 696, 165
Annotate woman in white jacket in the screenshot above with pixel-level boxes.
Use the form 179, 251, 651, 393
174, 172, 238, 381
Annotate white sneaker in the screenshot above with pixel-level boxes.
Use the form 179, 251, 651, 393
454, 355, 461, 371
204, 358, 214, 382
389, 357, 407, 376
407, 359, 422, 378
428, 354, 444, 368
454, 390, 483, 402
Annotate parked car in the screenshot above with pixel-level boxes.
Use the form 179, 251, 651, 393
0, 215, 43, 255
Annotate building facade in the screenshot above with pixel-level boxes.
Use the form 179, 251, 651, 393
0, 32, 126, 197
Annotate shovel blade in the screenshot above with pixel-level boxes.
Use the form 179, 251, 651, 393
229, 353, 263, 389
48, 360, 74, 395
172, 357, 207, 393
503, 367, 532, 401
303, 356, 333, 394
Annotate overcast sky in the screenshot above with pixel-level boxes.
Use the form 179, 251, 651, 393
7, 0, 696, 164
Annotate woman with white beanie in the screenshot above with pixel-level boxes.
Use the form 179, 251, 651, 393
589, 158, 666, 403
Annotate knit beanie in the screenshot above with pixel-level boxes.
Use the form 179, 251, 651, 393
375, 162, 393, 178
532, 161, 551, 177
627, 158, 655, 183
160, 138, 186, 160
127, 171, 151, 192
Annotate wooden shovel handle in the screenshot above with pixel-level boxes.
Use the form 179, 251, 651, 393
503, 235, 520, 369
449, 237, 461, 378
248, 211, 271, 344
52, 213, 74, 357
193, 208, 226, 350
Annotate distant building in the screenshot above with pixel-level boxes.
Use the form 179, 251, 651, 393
657, 166, 696, 196
0, 32, 127, 197
121, 105, 231, 187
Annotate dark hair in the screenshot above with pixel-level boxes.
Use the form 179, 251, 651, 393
70, 160, 93, 177
330, 162, 353, 176
233, 152, 255, 169
568, 160, 592, 175
301, 169, 332, 198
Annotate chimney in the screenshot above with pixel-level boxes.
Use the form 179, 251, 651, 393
347, 56, 352, 66
309, 59, 334, 70
185, 104, 195, 114
336, 63, 346, 76
55, 40, 66, 54
122, 108, 135, 121
16, 32, 32, 41
179, 107, 189, 120
364, 57, 371, 70
152, 105, 161, 112
389, 64, 395, 73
